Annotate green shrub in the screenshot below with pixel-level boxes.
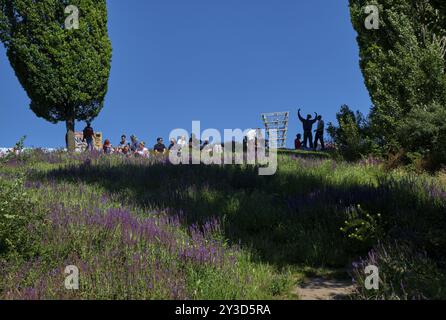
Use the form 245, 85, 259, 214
0, 175, 43, 258
327, 105, 377, 161
352, 242, 446, 300
398, 103, 446, 170
0, 136, 26, 165
340, 205, 384, 254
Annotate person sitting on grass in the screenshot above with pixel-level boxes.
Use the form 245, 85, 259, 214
103, 139, 113, 154
189, 133, 201, 150
168, 138, 177, 151
118, 135, 130, 149
177, 136, 188, 155
178, 136, 187, 148
295, 134, 302, 150
213, 143, 223, 154
121, 145, 131, 156
130, 135, 139, 152
201, 139, 210, 151
154, 138, 167, 155
135, 141, 149, 158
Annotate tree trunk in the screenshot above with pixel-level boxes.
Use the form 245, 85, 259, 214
66, 118, 76, 152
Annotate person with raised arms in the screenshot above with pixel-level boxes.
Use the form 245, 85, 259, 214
298, 109, 318, 149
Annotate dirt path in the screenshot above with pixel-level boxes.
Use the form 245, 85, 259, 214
294, 277, 356, 300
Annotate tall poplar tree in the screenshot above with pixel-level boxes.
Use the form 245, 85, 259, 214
349, 0, 446, 156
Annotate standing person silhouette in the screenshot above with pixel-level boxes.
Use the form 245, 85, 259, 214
298, 109, 318, 149
314, 115, 325, 150
83, 121, 95, 152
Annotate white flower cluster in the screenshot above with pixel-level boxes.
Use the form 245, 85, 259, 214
0, 148, 59, 158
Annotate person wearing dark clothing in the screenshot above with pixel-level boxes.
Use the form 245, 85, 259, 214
118, 135, 130, 149
154, 138, 167, 154
168, 138, 177, 151
298, 109, 318, 149
189, 134, 201, 149
314, 116, 325, 150
130, 135, 139, 152
83, 121, 95, 152
201, 139, 210, 151
121, 145, 130, 155
103, 139, 113, 154
295, 134, 302, 150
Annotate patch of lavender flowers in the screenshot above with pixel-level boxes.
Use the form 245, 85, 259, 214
1, 180, 250, 300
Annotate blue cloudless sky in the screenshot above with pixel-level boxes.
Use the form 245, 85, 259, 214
0, 0, 372, 148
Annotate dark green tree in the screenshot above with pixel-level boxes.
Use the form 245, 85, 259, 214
327, 105, 376, 161
398, 102, 446, 169
349, 0, 446, 157
0, 0, 112, 151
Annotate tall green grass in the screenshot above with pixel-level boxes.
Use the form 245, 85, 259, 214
0, 149, 445, 299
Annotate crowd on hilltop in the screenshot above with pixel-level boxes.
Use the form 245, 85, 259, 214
81, 109, 326, 157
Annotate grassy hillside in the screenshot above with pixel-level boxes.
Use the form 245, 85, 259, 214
1, 150, 445, 299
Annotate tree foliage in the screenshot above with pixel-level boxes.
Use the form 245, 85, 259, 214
327, 105, 376, 161
349, 0, 446, 163
0, 0, 112, 150
398, 102, 446, 168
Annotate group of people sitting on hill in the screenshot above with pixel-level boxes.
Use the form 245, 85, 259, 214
102, 134, 154, 158
294, 109, 325, 151
102, 134, 180, 158
83, 122, 218, 158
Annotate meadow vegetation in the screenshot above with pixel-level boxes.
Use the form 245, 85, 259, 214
0, 149, 445, 299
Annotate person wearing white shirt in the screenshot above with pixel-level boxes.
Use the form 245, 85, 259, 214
177, 136, 187, 149
246, 129, 257, 142
135, 142, 150, 158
